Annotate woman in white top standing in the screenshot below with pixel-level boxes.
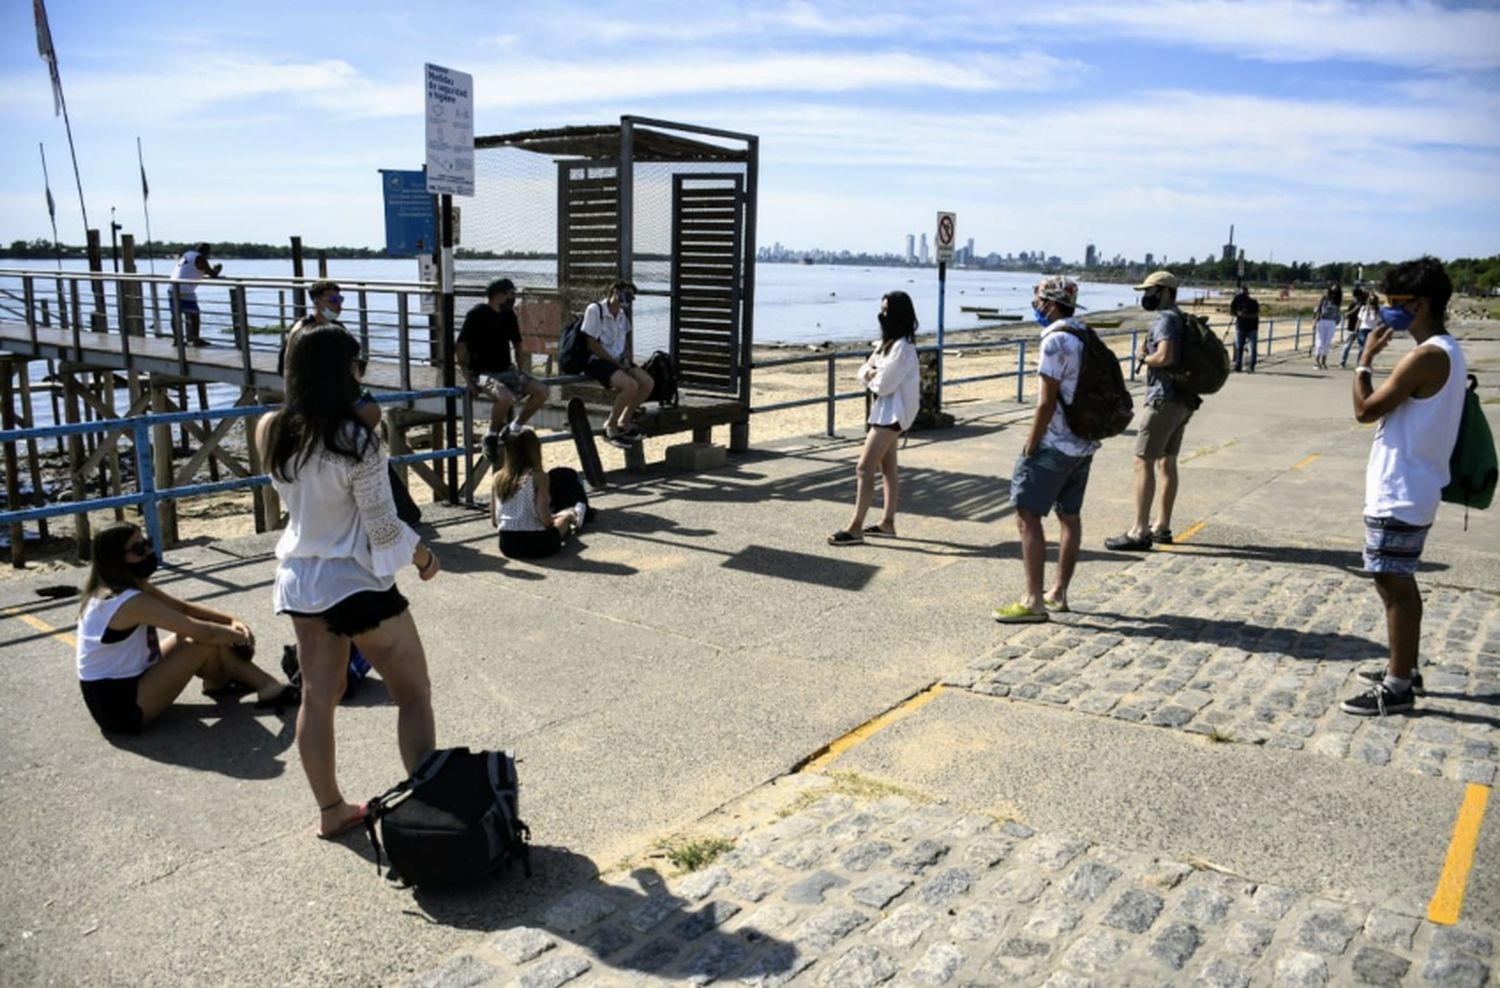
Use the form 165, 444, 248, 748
257, 326, 441, 840
828, 291, 922, 546
75, 523, 294, 735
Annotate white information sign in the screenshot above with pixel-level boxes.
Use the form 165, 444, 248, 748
935, 211, 956, 263
424, 63, 474, 197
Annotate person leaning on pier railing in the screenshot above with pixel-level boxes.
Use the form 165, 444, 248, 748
257, 325, 441, 841
169, 243, 222, 347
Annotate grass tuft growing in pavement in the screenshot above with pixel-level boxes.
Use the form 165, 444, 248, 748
779, 772, 931, 818
657, 836, 736, 874
1207, 726, 1235, 744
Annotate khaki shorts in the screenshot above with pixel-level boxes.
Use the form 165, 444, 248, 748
1135, 400, 1193, 459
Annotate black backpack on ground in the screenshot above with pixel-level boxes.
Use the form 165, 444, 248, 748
364, 747, 531, 888
557, 305, 595, 374
280, 643, 369, 701
1058, 326, 1134, 441
642, 350, 679, 406
1167, 311, 1231, 396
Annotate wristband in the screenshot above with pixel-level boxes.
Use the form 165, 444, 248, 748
1355, 366, 1373, 377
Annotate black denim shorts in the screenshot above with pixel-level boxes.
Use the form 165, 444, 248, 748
285, 586, 409, 637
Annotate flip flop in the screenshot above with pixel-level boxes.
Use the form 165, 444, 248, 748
1043, 598, 1070, 613
993, 602, 1049, 624
862, 524, 896, 538
827, 530, 864, 546
317, 802, 369, 841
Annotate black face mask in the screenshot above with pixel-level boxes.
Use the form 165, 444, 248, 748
127, 552, 160, 580
1141, 292, 1162, 312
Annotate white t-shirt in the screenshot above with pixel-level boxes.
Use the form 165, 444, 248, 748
270, 421, 420, 613
1364, 334, 1467, 525
580, 300, 630, 362
1038, 319, 1102, 458
171, 251, 205, 296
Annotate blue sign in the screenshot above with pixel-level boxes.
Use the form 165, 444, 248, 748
381, 169, 435, 256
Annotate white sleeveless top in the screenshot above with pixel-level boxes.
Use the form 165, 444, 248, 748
76, 590, 161, 681
1365, 334, 1468, 525
497, 471, 545, 532
171, 251, 205, 294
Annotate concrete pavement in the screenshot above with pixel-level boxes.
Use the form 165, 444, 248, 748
1, 326, 1496, 986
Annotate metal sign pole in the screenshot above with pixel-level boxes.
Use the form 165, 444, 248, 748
936, 259, 947, 412
440, 193, 457, 502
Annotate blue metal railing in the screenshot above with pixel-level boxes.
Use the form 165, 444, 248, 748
0, 388, 464, 560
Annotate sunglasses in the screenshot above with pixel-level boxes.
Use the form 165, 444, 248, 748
322, 293, 345, 306
1383, 294, 1417, 305
125, 539, 152, 556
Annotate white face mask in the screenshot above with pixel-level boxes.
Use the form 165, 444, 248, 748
318, 306, 340, 323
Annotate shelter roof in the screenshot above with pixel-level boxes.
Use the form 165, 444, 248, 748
474, 123, 748, 163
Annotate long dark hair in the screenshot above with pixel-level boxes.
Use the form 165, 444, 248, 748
267, 326, 372, 481
877, 291, 918, 355
493, 429, 543, 504
80, 522, 143, 609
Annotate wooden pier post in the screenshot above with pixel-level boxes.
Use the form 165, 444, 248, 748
121, 235, 143, 337
244, 409, 268, 535
1, 358, 24, 566
290, 237, 306, 321
103, 371, 125, 522
149, 377, 178, 546
15, 361, 49, 541
86, 230, 107, 333
317, 251, 329, 278
62, 373, 90, 560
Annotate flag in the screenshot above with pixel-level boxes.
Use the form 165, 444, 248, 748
45, 182, 55, 220
34, 0, 63, 116
139, 157, 149, 201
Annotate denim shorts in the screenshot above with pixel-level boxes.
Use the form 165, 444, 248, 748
1011, 447, 1094, 517
1363, 515, 1430, 577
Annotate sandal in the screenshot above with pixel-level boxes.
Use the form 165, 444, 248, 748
1103, 532, 1153, 552
254, 684, 301, 712
862, 524, 896, 538
827, 530, 864, 546
317, 802, 369, 841
994, 602, 1049, 624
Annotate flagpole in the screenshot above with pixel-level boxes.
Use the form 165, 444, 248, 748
137, 137, 155, 275
34, 0, 89, 237
39, 143, 62, 271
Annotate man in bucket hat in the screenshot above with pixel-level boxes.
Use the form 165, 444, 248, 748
1105, 270, 1198, 551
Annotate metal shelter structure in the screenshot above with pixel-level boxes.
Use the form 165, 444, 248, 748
461, 116, 759, 406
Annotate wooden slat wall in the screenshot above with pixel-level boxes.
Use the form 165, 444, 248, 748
671, 177, 743, 394
559, 163, 620, 311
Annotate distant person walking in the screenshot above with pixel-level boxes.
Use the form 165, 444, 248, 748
1340, 287, 1381, 369
458, 278, 550, 464
1229, 286, 1260, 373
828, 291, 921, 546
1342, 258, 1467, 717
491, 428, 589, 560
1105, 271, 1197, 551
75, 523, 296, 735
169, 243, 222, 346
259, 325, 441, 840
995, 277, 1100, 623
1312, 289, 1340, 370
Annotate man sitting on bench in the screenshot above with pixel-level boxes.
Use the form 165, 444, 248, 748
581, 279, 654, 449
457, 278, 550, 464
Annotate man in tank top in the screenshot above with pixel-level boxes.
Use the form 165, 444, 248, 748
1341, 257, 1467, 717
170, 243, 222, 346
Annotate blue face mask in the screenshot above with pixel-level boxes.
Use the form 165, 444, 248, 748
1379, 305, 1415, 332
1033, 305, 1051, 328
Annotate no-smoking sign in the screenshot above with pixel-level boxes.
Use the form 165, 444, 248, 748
935, 211, 956, 263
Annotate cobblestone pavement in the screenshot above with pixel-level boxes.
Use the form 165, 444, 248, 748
414, 779, 1495, 987
951, 554, 1500, 786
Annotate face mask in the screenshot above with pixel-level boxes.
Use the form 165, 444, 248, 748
127, 552, 160, 580
1033, 305, 1051, 328
619, 291, 634, 306
1379, 305, 1416, 332
1141, 292, 1162, 312
318, 306, 340, 323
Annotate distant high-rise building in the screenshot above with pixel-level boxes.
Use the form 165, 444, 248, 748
920, 233, 929, 265
966, 237, 975, 257
905, 234, 915, 263
1085, 243, 1098, 268
1144, 252, 1155, 268
1221, 224, 1236, 263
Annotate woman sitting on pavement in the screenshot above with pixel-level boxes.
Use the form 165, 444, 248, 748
76, 522, 296, 735
828, 290, 921, 546
492, 427, 589, 560
258, 325, 441, 840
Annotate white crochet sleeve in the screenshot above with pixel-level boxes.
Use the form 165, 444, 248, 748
349, 437, 419, 578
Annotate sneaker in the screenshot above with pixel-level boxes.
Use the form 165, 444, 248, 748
604, 430, 633, 449
620, 426, 645, 443
993, 602, 1049, 624
574, 501, 588, 528
1356, 669, 1424, 693
1339, 683, 1415, 717
507, 421, 525, 435
482, 433, 501, 465
1104, 532, 1153, 551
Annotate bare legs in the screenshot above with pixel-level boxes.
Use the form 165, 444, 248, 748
839, 427, 901, 536
607, 367, 655, 435
134, 634, 280, 725
292, 609, 435, 836
1015, 509, 1083, 611
1374, 572, 1422, 679
1129, 455, 1178, 538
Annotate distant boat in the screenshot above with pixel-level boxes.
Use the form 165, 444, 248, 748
960, 305, 1002, 314
800, 256, 815, 265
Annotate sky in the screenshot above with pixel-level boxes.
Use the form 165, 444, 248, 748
2, 0, 1497, 267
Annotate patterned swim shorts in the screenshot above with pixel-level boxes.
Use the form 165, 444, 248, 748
1362, 515, 1430, 577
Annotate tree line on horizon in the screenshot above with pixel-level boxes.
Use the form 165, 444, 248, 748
0, 238, 509, 262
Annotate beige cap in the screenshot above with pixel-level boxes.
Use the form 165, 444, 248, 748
1134, 270, 1179, 291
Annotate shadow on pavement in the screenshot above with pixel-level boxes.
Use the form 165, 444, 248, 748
107, 705, 296, 779
1165, 541, 1450, 575
1074, 612, 1387, 662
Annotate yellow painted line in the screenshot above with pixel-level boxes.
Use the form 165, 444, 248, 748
1292, 454, 1320, 470
1175, 521, 1207, 543
1429, 784, 1490, 925
799, 683, 944, 773
2, 605, 76, 648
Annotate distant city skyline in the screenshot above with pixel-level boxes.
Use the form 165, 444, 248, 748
2, 1, 1496, 263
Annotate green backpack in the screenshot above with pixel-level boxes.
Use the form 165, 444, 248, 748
1441, 374, 1497, 520
1168, 312, 1231, 396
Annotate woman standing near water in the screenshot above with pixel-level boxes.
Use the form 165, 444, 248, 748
828, 291, 921, 546
258, 325, 441, 840
1312, 288, 1341, 370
